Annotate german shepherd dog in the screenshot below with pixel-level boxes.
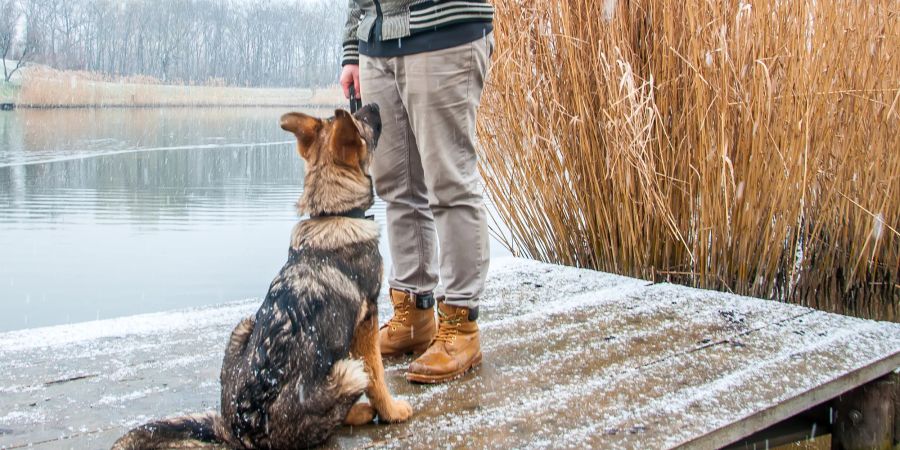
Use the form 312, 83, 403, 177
113, 104, 413, 449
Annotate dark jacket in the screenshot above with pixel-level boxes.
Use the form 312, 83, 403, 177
342, 0, 494, 66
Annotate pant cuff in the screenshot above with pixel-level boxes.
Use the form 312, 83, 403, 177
389, 285, 437, 310
443, 298, 480, 319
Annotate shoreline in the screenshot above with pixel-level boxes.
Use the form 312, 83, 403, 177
7, 102, 342, 110
3, 69, 345, 109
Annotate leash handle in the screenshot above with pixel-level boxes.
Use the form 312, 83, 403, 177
349, 84, 363, 114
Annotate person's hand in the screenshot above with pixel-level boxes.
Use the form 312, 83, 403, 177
340, 64, 361, 99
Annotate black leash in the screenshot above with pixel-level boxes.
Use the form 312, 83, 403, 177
349, 84, 363, 114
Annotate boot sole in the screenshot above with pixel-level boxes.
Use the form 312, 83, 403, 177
381, 341, 432, 358
405, 352, 483, 384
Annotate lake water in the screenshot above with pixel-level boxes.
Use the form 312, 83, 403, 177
0, 108, 509, 332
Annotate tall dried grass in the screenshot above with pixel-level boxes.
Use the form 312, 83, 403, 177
17, 67, 344, 108
478, 0, 900, 320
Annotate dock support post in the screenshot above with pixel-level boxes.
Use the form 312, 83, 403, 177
831, 372, 898, 450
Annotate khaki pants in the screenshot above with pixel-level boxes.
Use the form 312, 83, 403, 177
360, 34, 494, 310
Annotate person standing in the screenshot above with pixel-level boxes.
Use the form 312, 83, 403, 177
339, 0, 494, 384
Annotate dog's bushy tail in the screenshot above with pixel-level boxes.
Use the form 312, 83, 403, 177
112, 359, 367, 449
328, 358, 369, 399
111, 412, 228, 450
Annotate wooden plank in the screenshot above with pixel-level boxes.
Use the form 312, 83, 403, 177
721, 413, 829, 450
692, 351, 899, 449
345, 287, 803, 448
397, 283, 900, 449
0, 259, 898, 449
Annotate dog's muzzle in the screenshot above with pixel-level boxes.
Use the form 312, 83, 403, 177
355, 103, 382, 147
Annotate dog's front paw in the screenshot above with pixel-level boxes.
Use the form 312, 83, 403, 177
378, 399, 412, 423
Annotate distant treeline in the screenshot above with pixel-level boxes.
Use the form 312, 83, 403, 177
4, 0, 344, 87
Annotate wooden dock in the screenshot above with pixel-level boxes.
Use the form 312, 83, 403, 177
0, 258, 898, 449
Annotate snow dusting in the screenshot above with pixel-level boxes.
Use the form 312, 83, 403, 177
1, 258, 898, 449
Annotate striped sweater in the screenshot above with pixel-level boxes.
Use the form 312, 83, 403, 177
342, 0, 494, 66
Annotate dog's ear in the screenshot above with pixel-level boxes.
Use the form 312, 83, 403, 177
280, 112, 322, 160
331, 109, 364, 167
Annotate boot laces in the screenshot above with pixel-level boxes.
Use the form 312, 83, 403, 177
387, 302, 410, 331
434, 308, 463, 343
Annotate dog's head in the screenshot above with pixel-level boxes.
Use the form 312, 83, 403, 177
280, 104, 382, 171
280, 104, 382, 216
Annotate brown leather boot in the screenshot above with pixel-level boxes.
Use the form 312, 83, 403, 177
379, 289, 437, 357
406, 301, 482, 384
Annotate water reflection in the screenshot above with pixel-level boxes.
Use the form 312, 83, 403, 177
2, 145, 309, 228
0, 107, 508, 332
0, 107, 297, 167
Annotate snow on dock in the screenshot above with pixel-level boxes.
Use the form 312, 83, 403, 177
1, 258, 898, 449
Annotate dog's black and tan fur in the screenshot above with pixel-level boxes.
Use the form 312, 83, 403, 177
113, 104, 412, 449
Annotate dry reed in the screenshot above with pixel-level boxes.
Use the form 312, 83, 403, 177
478, 0, 900, 320
17, 67, 343, 108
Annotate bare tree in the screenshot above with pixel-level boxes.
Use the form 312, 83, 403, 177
1, 0, 39, 83
16, 0, 344, 87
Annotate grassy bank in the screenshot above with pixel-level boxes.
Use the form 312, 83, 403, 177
14, 67, 343, 108
478, 0, 899, 320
